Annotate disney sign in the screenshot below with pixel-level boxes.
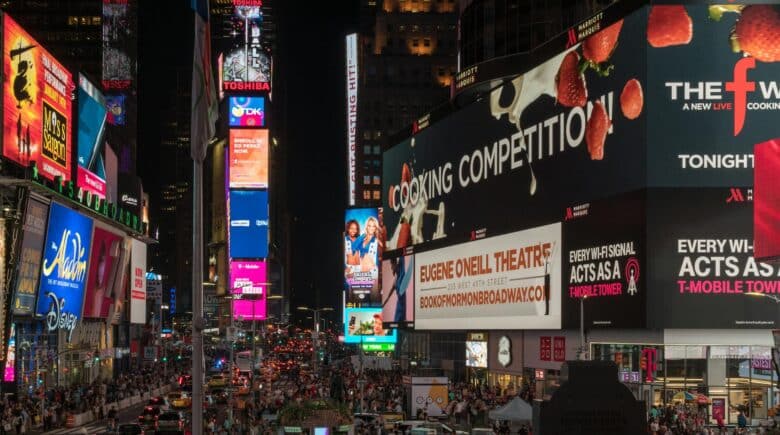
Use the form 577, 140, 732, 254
45, 292, 78, 342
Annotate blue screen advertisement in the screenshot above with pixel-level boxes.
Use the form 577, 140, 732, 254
344, 307, 398, 344
229, 190, 268, 259
36, 203, 94, 341
229, 96, 265, 127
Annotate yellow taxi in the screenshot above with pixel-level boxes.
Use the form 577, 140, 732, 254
207, 374, 227, 388
169, 392, 192, 409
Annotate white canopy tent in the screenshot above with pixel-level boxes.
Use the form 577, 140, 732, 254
488, 397, 533, 422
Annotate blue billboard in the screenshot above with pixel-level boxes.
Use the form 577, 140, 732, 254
229, 189, 268, 259
36, 203, 94, 341
229, 96, 265, 127
344, 307, 398, 344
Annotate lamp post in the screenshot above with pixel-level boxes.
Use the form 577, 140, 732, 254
297, 306, 334, 369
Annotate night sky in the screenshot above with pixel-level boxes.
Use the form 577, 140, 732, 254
138, 1, 359, 324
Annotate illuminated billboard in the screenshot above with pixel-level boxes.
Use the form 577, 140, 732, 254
36, 203, 94, 342
466, 341, 488, 368
2, 14, 74, 181
82, 225, 124, 319
344, 307, 397, 344
230, 260, 266, 295
345, 33, 358, 206
11, 197, 48, 316
229, 96, 265, 127
102, 0, 136, 89
381, 255, 414, 328
344, 208, 381, 305
129, 239, 147, 324
232, 298, 266, 321
228, 189, 268, 259
77, 74, 108, 199
105, 95, 126, 126
222, 1, 271, 92
229, 129, 268, 189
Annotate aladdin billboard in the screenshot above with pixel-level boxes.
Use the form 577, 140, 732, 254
3, 14, 74, 181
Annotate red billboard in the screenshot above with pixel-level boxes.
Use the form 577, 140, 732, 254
83, 226, 124, 319
3, 14, 74, 181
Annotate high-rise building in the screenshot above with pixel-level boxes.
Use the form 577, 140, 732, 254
351, 0, 458, 207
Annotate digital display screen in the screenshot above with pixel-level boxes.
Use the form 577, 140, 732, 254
229, 190, 268, 259
229, 129, 269, 189
77, 74, 108, 199
229, 96, 265, 127
466, 341, 488, 368
381, 255, 414, 328
344, 208, 381, 304
230, 260, 266, 295
343, 307, 397, 344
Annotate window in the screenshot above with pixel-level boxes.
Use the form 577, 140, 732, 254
373, 190, 381, 200
373, 176, 381, 185
364, 145, 372, 154
363, 191, 371, 200
373, 145, 381, 154
423, 38, 431, 47
363, 176, 371, 185
412, 39, 419, 47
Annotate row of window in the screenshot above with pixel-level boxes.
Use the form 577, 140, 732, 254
67, 16, 101, 26
362, 190, 382, 201
363, 144, 382, 155
388, 24, 457, 33
363, 175, 382, 186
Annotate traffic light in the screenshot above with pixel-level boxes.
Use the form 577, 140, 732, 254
176, 355, 182, 361
162, 356, 168, 362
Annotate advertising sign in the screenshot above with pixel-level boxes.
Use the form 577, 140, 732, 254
228, 189, 268, 259
12, 197, 48, 315
345, 33, 358, 206
230, 260, 266, 295
82, 226, 124, 319
232, 298, 266, 321
129, 239, 147, 324
754, 138, 780, 261
410, 377, 448, 418
344, 307, 398, 344
382, 10, 646, 255
645, 4, 780, 188
466, 341, 488, 368
3, 14, 74, 181
105, 95, 126, 126
77, 74, 108, 199
344, 208, 381, 304
381, 255, 414, 328
229, 129, 269, 189
3, 324, 14, 382
563, 191, 646, 328
118, 175, 142, 219
229, 96, 265, 127
102, 0, 136, 89
414, 223, 562, 330
647, 188, 780, 328
36, 203, 94, 341
221, 2, 271, 92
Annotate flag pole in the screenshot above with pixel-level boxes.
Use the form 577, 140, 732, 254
191, 156, 205, 434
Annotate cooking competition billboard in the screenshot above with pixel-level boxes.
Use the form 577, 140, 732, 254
647, 188, 780, 328
344, 208, 381, 305
229, 129, 269, 189
382, 9, 647, 254
3, 14, 74, 181
414, 223, 562, 330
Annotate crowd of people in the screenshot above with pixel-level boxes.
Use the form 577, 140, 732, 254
647, 403, 780, 434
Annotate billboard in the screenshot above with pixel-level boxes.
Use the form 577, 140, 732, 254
754, 138, 780, 261
2, 14, 74, 181
382, 9, 647, 255
562, 191, 646, 329
647, 188, 780, 328
36, 203, 94, 341
344, 208, 381, 304
229, 96, 265, 127
414, 223, 562, 330
230, 260, 267, 295
228, 189, 268, 259
232, 298, 266, 321
229, 129, 269, 189
3, 324, 14, 382
11, 196, 48, 315
129, 239, 147, 324
466, 341, 488, 368
77, 74, 108, 199
105, 95, 126, 126
345, 33, 358, 206
82, 226, 124, 319
645, 4, 780, 188
102, 0, 136, 89
221, 2, 271, 92
381, 255, 414, 328
410, 377, 449, 418
344, 307, 398, 344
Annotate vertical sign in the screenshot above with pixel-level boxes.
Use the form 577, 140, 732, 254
12, 197, 48, 315
129, 239, 146, 324
540, 337, 552, 362
345, 33, 358, 206
553, 336, 566, 362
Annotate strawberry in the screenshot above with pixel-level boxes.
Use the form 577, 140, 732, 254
556, 51, 587, 107
620, 79, 643, 120
583, 19, 624, 64
733, 5, 780, 63
647, 5, 693, 48
586, 101, 611, 161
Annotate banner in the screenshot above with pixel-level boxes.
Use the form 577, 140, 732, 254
3, 14, 74, 181
36, 203, 94, 341
381, 255, 415, 328
129, 239, 146, 324
83, 226, 124, 319
229, 129, 269, 189
12, 197, 48, 315
647, 188, 780, 328
344, 208, 381, 305
346, 33, 358, 206
562, 191, 646, 328
414, 223, 561, 330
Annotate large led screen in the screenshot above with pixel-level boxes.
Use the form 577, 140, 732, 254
344, 208, 381, 305
77, 74, 108, 199
344, 307, 397, 344
229, 96, 265, 127
229, 129, 269, 189
466, 341, 488, 368
229, 189, 268, 259
11, 197, 48, 315
3, 14, 74, 181
36, 203, 94, 341
414, 223, 562, 330
221, 1, 271, 92
82, 226, 124, 319
230, 260, 267, 295
232, 298, 266, 321
102, 0, 135, 89
381, 255, 414, 328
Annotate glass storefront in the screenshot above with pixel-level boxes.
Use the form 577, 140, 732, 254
487, 372, 523, 396
592, 343, 779, 425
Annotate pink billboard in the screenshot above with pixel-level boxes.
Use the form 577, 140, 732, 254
232, 299, 266, 321
230, 261, 266, 295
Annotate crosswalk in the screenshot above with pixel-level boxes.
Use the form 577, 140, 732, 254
41, 421, 111, 434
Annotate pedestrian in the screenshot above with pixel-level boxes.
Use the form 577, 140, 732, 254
737, 410, 747, 430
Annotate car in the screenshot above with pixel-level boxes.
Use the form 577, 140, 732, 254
137, 406, 161, 426
156, 411, 185, 431
207, 374, 227, 388
171, 392, 191, 409
178, 374, 192, 386
148, 396, 166, 408
116, 423, 145, 434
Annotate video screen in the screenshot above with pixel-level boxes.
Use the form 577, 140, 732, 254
381, 255, 414, 328
344, 208, 381, 305
466, 341, 488, 368
343, 307, 397, 344
229, 96, 265, 127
